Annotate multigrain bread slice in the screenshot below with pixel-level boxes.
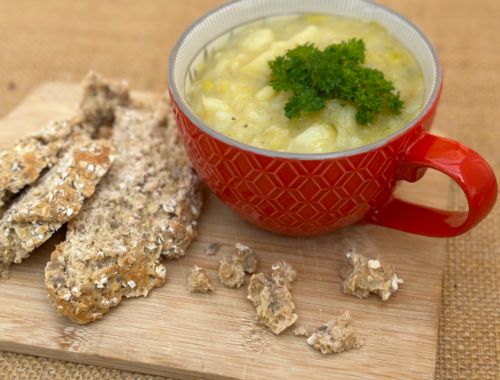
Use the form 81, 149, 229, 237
0, 119, 73, 210
0, 137, 116, 278
45, 98, 203, 324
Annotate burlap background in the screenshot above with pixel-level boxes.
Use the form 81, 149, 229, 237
0, 0, 498, 379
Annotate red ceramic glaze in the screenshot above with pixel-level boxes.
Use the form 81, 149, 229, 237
168, 0, 497, 237
171, 83, 497, 237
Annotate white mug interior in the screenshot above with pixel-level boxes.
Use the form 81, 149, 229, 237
168, 0, 441, 160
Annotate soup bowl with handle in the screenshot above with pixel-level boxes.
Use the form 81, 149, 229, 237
168, 0, 497, 237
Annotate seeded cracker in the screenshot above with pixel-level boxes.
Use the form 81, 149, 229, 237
46, 98, 203, 324
0, 70, 127, 214
188, 266, 214, 293
0, 138, 115, 278
11, 137, 115, 224
340, 247, 403, 301
247, 273, 298, 335
0, 119, 73, 210
0, 72, 130, 279
307, 311, 363, 354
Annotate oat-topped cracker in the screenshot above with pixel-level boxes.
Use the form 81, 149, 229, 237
0, 138, 115, 278
0, 72, 130, 279
0, 119, 73, 210
46, 98, 203, 324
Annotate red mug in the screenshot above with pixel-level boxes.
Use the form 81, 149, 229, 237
168, 0, 497, 237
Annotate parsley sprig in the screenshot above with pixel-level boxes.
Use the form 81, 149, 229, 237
268, 39, 404, 125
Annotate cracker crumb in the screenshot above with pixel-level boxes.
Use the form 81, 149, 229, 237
340, 247, 403, 301
219, 256, 245, 288
247, 273, 297, 335
271, 260, 297, 289
232, 243, 257, 273
205, 241, 221, 255
188, 265, 214, 293
307, 311, 363, 354
293, 325, 310, 337
218, 243, 258, 288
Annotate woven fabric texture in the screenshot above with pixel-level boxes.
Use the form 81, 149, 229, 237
0, 0, 498, 379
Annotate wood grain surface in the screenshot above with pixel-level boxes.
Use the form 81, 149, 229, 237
0, 83, 449, 380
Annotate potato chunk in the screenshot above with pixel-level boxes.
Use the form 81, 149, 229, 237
263, 126, 290, 151
242, 29, 276, 53
202, 96, 232, 112
289, 121, 337, 153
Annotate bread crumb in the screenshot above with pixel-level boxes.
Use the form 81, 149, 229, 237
219, 256, 245, 288
340, 247, 403, 301
232, 243, 257, 273
247, 273, 297, 335
293, 325, 310, 337
271, 260, 297, 289
188, 265, 214, 293
205, 241, 221, 255
307, 311, 363, 354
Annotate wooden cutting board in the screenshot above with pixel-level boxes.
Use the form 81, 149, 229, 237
0, 82, 450, 380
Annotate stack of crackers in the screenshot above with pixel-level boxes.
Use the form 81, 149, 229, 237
0, 73, 203, 324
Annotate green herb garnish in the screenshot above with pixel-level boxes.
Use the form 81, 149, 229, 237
267, 39, 404, 125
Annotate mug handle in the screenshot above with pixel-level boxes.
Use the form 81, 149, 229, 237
362, 132, 497, 237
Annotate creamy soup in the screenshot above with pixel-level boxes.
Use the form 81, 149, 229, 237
188, 14, 424, 154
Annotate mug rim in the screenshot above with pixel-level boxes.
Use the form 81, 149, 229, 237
168, 0, 442, 161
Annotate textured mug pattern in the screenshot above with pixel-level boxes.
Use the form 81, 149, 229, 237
172, 92, 435, 236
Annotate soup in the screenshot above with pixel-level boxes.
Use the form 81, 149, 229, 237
188, 14, 424, 154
